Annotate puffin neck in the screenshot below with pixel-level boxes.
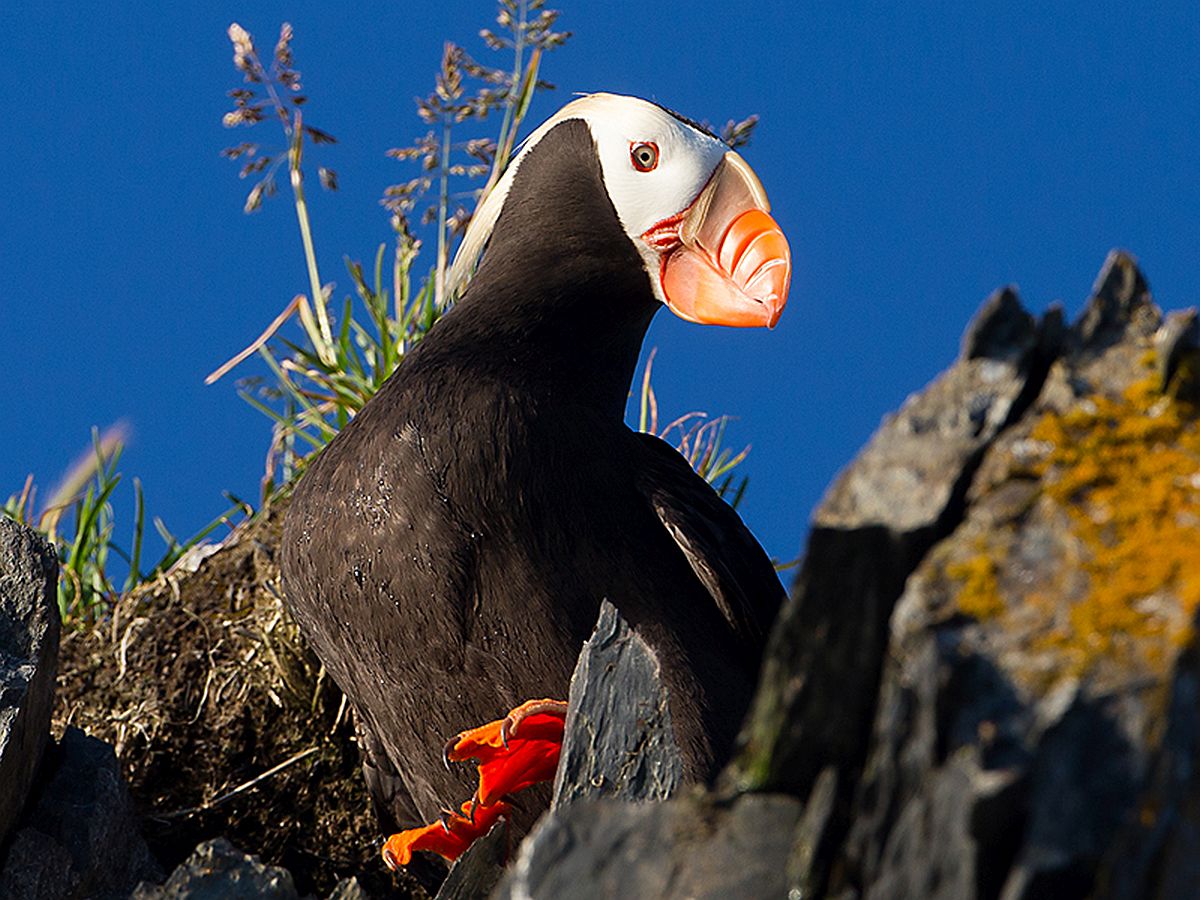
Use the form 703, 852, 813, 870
434, 118, 661, 418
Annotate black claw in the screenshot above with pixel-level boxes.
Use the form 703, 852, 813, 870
442, 735, 460, 771
437, 810, 454, 834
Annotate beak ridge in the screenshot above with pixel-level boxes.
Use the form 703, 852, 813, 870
654, 151, 791, 329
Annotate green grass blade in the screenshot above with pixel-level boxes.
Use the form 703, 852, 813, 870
126, 477, 146, 591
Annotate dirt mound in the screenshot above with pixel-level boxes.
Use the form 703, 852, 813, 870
53, 502, 427, 899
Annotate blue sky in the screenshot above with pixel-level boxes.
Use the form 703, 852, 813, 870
1, 1, 1197, 569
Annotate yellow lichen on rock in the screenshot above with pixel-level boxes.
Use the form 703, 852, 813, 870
1026, 376, 1200, 678
945, 551, 1003, 620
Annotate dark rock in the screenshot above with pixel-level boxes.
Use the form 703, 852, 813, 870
788, 766, 839, 900
0, 517, 59, 847
432, 820, 507, 900
1099, 634, 1200, 900
130, 837, 298, 900
0, 726, 161, 899
430, 602, 681, 897
1155, 308, 1200, 405
1074, 249, 1156, 352
326, 876, 371, 900
494, 792, 804, 900
726, 283, 1059, 892
824, 251, 1200, 898
552, 600, 682, 809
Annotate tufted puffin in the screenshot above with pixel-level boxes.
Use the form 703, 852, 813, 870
281, 92, 791, 872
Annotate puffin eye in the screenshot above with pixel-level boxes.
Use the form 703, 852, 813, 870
630, 142, 659, 173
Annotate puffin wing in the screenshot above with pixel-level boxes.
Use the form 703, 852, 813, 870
633, 431, 785, 651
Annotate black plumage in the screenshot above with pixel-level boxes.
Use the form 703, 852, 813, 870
281, 115, 785, 842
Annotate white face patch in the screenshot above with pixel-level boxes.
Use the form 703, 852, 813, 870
581, 95, 727, 238
449, 93, 728, 303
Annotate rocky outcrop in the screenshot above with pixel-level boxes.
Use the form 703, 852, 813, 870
498, 792, 805, 899
0, 727, 161, 900
831, 253, 1200, 899
0, 517, 59, 848
551, 600, 682, 809
130, 838, 299, 900
719, 279, 1062, 897
731, 284, 1061, 798
725, 250, 1200, 899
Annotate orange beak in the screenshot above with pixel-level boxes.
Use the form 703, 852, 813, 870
644, 151, 791, 328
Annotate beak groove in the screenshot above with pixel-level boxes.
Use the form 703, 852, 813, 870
649, 151, 791, 329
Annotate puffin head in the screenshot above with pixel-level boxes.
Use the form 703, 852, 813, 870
450, 93, 791, 329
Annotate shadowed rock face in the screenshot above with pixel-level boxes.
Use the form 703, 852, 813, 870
0, 727, 162, 900
730, 284, 1063, 800
498, 793, 805, 900
130, 838, 299, 900
718, 276, 1064, 897
551, 600, 682, 810
0, 518, 59, 848
724, 250, 1200, 900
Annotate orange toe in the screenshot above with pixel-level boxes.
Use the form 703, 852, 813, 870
446, 699, 567, 806
381, 699, 568, 870
381, 798, 510, 868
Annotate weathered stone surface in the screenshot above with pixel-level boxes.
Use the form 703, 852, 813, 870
432, 820, 507, 900
552, 599, 682, 809
0, 516, 59, 848
726, 282, 1061, 892
495, 792, 804, 900
130, 837, 298, 900
325, 876, 372, 900
0, 726, 161, 899
830, 251, 1200, 898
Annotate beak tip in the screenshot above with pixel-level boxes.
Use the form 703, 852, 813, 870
766, 298, 783, 330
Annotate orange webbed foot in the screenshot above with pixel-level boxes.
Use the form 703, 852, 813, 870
381, 797, 511, 870
381, 698, 568, 869
444, 698, 568, 806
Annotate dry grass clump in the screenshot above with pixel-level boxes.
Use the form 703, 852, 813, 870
209, 4, 570, 498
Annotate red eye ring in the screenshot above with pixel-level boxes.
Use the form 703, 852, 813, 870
630, 141, 659, 172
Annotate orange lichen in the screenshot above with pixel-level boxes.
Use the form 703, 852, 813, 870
1026, 376, 1200, 677
946, 552, 1003, 620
